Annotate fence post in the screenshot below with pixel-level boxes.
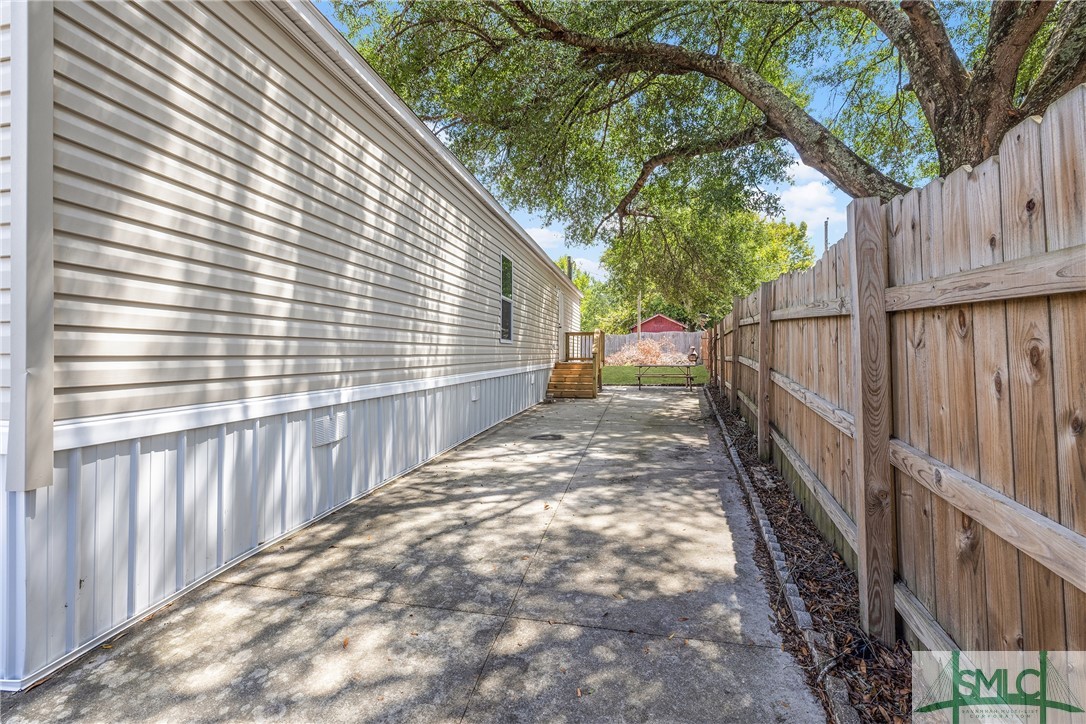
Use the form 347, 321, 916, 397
715, 322, 723, 389
703, 329, 712, 382
596, 329, 604, 390
847, 198, 895, 645
729, 296, 740, 412
713, 325, 721, 388
757, 281, 773, 460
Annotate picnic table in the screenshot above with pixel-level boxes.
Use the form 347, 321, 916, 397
635, 364, 696, 390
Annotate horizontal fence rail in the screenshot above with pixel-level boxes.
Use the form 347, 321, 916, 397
704, 84, 1086, 654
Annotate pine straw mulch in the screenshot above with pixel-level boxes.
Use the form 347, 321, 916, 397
706, 386, 912, 723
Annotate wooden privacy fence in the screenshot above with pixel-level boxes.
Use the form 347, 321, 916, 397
704, 86, 1086, 655
604, 331, 704, 358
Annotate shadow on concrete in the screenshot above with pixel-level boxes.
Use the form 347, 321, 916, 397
1, 389, 822, 723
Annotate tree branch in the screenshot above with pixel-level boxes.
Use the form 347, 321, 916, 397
827, 0, 968, 136
1021, 0, 1086, 116
505, 1, 908, 200
975, 1, 1055, 94
611, 122, 782, 222
967, 1, 1055, 153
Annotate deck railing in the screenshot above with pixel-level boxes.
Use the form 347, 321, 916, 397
565, 330, 605, 391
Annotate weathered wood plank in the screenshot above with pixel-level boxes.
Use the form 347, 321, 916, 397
894, 581, 959, 652
781, 271, 799, 475
717, 322, 726, 390
998, 117, 1057, 652
888, 438, 1086, 593
939, 164, 988, 652
1040, 85, 1085, 246
737, 389, 757, 419
896, 186, 938, 621
770, 372, 856, 440
815, 254, 839, 550
1040, 86, 1086, 654
757, 281, 773, 460
771, 427, 858, 550
918, 177, 961, 649
847, 197, 895, 644
836, 239, 855, 518
736, 355, 759, 372
730, 296, 741, 412
769, 297, 852, 321
888, 196, 911, 586
969, 154, 1025, 653
883, 244, 1085, 311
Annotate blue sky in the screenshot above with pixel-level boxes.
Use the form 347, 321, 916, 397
315, 2, 852, 279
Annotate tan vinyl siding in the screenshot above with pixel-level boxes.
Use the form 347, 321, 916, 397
566, 290, 582, 333
52, 1, 570, 420
0, 0, 10, 423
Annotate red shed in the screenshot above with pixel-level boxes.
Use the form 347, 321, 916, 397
630, 314, 686, 333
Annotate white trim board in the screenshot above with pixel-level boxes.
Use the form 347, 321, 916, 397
53, 362, 553, 450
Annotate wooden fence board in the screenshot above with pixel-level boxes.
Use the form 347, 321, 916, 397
707, 89, 1084, 649
821, 253, 841, 535
889, 196, 911, 584
888, 439, 1086, 593
883, 244, 1085, 310
837, 240, 855, 517
757, 282, 773, 459
969, 155, 1025, 654
900, 187, 937, 621
890, 189, 926, 631
919, 177, 955, 644
848, 197, 895, 644
938, 165, 989, 652
1040, 86, 1086, 654
895, 582, 958, 653
996, 118, 1052, 652
730, 297, 741, 411
772, 427, 857, 550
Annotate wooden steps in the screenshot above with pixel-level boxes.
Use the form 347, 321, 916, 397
547, 361, 598, 399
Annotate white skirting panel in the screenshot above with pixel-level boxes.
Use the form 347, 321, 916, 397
0, 365, 550, 689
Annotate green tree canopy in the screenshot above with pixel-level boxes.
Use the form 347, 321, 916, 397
604, 212, 813, 324
335, 0, 1085, 209
556, 212, 812, 329
334, 1, 1082, 310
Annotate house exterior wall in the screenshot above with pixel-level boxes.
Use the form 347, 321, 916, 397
0, 0, 11, 688
51, 0, 570, 421
0, 0, 580, 688
567, 295, 582, 333
0, 0, 10, 426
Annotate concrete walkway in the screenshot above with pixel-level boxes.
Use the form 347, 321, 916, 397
2, 389, 822, 723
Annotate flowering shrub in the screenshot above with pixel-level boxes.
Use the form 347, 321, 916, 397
605, 338, 691, 366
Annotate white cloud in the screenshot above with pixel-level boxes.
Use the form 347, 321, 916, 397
525, 227, 564, 252
776, 159, 851, 253
787, 160, 829, 185
572, 257, 606, 279
779, 182, 847, 228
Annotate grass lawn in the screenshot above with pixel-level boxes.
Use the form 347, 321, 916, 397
601, 365, 709, 386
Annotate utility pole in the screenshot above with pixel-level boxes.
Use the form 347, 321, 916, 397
637, 291, 642, 342
824, 218, 829, 255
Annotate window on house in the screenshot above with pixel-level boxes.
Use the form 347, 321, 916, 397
500, 254, 513, 342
